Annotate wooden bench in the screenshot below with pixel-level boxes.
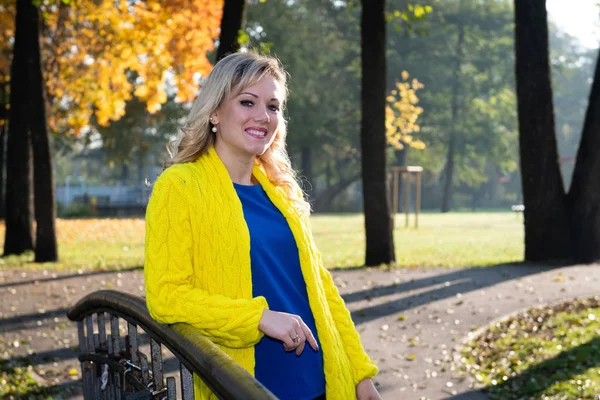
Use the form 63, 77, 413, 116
68, 290, 277, 399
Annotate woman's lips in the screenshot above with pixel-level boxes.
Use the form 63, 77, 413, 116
245, 128, 267, 139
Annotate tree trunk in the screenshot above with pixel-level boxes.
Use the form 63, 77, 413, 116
313, 173, 361, 213
138, 150, 145, 184
326, 159, 332, 189
514, 0, 571, 261
4, 0, 34, 256
216, 0, 246, 60
567, 51, 600, 262
360, 0, 395, 266
0, 81, 7, 220
137, 129, 145, 185
441, 22, 465, 213
121, 164, 129, 185
0, 123, 5, 220
29, 0, 57, 262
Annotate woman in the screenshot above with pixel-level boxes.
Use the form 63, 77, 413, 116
144, 52, 381, 400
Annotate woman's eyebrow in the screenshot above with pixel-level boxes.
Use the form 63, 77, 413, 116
240, 92, 258, 98
240, 92, 281, 102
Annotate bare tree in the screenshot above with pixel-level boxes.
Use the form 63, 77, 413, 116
514, 0, 600, 263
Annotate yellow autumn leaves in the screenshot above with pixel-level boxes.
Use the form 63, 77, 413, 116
385, 70, 425, 150
3, 0, 427, 149
1, 0, 223, 135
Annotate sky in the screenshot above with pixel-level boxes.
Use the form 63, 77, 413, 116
546, 0, 600, 49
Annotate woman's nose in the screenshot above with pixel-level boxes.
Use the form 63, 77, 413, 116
254, 108, 270, 123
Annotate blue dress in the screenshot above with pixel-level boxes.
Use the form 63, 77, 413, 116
234, 182, 326, 400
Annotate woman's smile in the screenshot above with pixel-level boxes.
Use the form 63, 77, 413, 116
245, 127, 268, 139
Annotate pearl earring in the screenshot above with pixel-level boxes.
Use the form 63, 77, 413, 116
211, 125, 217, 133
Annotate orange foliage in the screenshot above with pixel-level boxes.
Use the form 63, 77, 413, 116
53, 218, 146, 244
1, 0, 223, 134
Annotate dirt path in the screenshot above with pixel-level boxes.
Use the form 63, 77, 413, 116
1, 263, 598, 399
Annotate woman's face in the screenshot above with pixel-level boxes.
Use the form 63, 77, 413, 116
212, 75, 284, 161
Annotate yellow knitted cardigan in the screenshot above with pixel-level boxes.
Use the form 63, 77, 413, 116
144, 147, 378, 399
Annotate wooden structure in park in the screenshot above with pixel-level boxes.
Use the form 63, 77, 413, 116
390, 166, 423, 228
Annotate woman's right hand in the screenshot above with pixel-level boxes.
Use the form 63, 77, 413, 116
258, 310, 319, 356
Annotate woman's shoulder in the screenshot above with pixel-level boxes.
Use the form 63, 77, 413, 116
152, 162, 199, 192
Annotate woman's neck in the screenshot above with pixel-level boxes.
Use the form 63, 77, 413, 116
214, 143, 256, 185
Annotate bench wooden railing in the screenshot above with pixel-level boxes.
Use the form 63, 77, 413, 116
67, 290, 278, 399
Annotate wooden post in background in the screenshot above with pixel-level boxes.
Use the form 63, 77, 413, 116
392, 169, 399, 215
390, 166, 423, 228
415, 170, 422, 228
404, 173, 411, 228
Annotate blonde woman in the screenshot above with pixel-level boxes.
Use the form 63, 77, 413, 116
144, 52, 381, 400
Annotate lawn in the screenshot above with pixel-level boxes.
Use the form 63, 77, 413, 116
314, 211, 523, 269
0, 212, 524, 270
461, 297, 600, 399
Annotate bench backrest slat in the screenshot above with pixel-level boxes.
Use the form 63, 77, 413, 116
150, 338, 164, 390
181, 363, 194, 400
167, 376, 177, 400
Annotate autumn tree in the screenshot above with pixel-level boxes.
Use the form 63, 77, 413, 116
387, 0, 517, 212
2, 0, 224, 257
385, 72, 425, 152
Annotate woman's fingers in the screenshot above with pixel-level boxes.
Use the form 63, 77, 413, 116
300, 321, 319, 351
259, 310, 319, 354
282, 330, 296, 350
295, 340, 306, 356
293, 327, 306, 356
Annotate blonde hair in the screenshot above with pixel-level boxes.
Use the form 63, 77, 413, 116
167, 52, 311, 215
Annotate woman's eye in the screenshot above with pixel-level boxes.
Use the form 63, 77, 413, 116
240, 100, 253, 107
269, 105, 280, 112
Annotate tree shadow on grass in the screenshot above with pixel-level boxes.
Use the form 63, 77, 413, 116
484, 336, 600, 399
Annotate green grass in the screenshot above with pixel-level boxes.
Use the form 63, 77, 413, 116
312, 212, 524, 268
461, 297, 600, 399
0, 212, 524, 271
0, 219, 146, 271
0, 350, 80, 399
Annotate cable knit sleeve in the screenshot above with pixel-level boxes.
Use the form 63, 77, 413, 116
144, 170, 268, 349
317, 253, 378, 386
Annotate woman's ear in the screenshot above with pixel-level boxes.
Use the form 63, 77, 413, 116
210, 114, 219, 125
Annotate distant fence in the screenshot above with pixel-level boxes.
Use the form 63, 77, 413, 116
56, 185, 153, 217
